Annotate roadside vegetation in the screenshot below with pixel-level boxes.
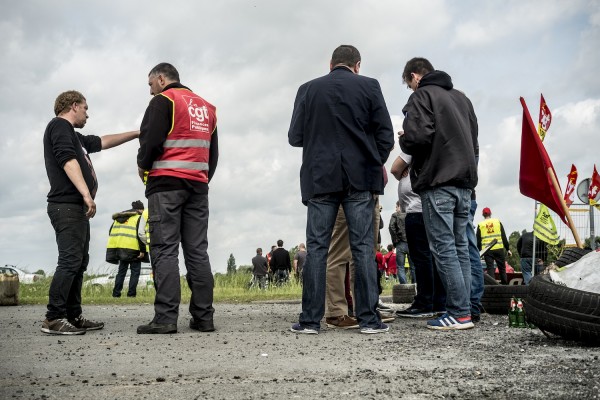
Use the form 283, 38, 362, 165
16, 272, 394, 305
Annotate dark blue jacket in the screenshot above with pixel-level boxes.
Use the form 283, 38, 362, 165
288, 66, 394, 203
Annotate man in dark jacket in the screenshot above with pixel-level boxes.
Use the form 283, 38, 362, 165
517, 231, 548, 284
251, 248, 269, 290
136, 63, 219, 334
388, 201, 413, 284
269, 239, 291, 284
106, 200, 149, 298
400, 57, 478, 330
288, 45, 394, 334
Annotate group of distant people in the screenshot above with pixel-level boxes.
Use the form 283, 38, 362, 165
251, 240, 307, 289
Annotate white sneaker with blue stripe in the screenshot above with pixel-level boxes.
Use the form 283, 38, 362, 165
426, 313, 474, 330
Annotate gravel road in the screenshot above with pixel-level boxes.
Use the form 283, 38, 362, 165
1, 302, 598, 399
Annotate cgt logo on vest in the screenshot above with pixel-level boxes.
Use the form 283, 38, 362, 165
185, 97, 210, 132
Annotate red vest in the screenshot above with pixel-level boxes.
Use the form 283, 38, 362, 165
149, 88, 217, 183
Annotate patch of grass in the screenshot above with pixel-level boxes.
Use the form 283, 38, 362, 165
16, 273, 393, 305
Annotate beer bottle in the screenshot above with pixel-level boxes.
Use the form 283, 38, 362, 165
516, 299, 526, 328
508, 297, 517, 327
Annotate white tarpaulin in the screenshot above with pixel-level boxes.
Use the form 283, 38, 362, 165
549, 251, 600, 294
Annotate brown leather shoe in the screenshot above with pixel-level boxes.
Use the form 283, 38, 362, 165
326, 315, 359, 329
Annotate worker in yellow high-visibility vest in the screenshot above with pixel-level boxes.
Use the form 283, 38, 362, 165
106, 200, 149, 297
476, 207, 512, 284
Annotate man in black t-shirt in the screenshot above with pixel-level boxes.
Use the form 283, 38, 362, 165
42, 90, 139, 335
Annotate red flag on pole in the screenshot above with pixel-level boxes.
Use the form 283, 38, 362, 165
538, 94, 552, 142
519, 97, 568, 225
563, 164, 578, 207
589, 164, 600, 206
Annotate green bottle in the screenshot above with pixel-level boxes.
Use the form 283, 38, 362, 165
516, 299, 526, 328
508, 297, 517, 327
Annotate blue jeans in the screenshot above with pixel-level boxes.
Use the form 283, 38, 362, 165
405, 212, 446, 310
46, 203, 90, 320
467, 199, 484, 316
112, 260, 142, 297
299, 190, 379, 330
420, 186, 472, 317
521, 259, 533, 285
395, 241, 413, 284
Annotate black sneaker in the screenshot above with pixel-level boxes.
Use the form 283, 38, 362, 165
41, 318, 86, 335
137, 322, 177, 334
189, 318, 215, 332
395, 306, 437, 318
69, 315, 104, 331
471, 314, 481, 323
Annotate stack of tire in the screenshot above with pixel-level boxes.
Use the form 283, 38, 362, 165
524, 248, 599, 344
480, 273, 527, 314
392, 284, 416, 304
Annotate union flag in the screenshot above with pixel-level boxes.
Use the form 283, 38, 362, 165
519, 97, 568, 225
589, 164, 600, 206
563, 164, 578, 207
538, 94, 552, 142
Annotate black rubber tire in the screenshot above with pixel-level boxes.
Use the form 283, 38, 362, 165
483, 273, 499, 285
480, 285, 528, 314
554, 247, 592, 267
527, 274, 600, 317
392, 284, 415, 304
524, 298, 600, 344
523, 274, 600, 343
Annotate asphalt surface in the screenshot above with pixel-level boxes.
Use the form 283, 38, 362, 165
1, 302, 599, 399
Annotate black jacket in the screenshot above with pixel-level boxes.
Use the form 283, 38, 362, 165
517, 231, 548, 261
389, 211, 408, 246
288, 66, 394, 202
269, 248, 291, 271
138, 82, 219, 196
400, 71, 478, 193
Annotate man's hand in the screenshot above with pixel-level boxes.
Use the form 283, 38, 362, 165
83, 194, 96, 218
137, 252, 145, 259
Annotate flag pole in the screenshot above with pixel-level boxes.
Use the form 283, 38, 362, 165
531, 201, 538, 280
547, 168, 582, 248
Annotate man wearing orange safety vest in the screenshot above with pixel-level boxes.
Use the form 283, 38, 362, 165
136, 63, 219, 334
476, 207, 512, 285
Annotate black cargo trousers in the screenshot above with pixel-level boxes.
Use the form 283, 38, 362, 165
147, 189, 214, 325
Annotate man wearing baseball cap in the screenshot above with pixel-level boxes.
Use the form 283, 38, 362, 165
476, 207, 512, 284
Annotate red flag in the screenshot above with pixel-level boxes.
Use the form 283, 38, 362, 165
519, 97, 568, 225
589, 165, 600, 205
563, 164, 578, 207
538, 94, 552, 142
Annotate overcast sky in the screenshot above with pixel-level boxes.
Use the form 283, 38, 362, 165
1, 0, 599, 275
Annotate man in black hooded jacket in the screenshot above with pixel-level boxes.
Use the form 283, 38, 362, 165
399, 57, 478, 331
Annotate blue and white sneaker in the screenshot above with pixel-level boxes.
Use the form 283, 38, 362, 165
290, 323, 319, 334
426, 313, 474, 330
360, 322, 389, 334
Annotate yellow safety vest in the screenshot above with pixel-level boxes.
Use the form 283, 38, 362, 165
107, 214, 142, 252
478, 218, 504, 250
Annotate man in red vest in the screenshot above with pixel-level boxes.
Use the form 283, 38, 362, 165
136, 63, 219, 334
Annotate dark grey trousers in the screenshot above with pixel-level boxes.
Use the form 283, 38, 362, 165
147, 190, 214, 324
